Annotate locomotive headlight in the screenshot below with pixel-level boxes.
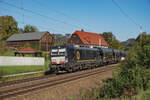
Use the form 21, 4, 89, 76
65, 58, 68, 62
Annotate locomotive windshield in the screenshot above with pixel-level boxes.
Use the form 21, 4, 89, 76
51, 51, 58, 55
51, 46, 66, 57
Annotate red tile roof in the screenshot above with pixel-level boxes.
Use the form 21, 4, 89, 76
73, 30, 108, 46
16, 47, 41, 53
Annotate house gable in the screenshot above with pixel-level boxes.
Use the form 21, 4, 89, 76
67, 34, 83, 45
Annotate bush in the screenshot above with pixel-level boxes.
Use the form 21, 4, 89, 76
100, 65, 148, 98
78, 34, 150, 100
98, 35, 150, 99
0, 40, 6, 53
31, 44, 40, 50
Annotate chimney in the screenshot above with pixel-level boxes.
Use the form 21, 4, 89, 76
81, 29, 84, 32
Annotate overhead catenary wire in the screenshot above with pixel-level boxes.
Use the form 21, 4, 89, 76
0, 7, 66, 33
0, 5, 69, 33
18, 21, 67, 33
21, 0, 24, 25
112, 0, 141, 28
32, 0, 93, 32
111, 0, 143, 42
0, 0, 84, 30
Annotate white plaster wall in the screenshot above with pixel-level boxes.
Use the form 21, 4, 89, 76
0, 56, 45, 66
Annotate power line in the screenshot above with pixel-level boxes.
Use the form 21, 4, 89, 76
0, 0, 83, 29
18, 21, 66, 33
0, 6, 68, 30
0, 6, 67, 33
32, 0, 93, 31
0, 1, 79, 33
112, 0, 140, 27
21, 0, 24, 25
0, 7, 66, 33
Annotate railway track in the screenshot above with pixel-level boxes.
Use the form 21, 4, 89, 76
0, 73, 56, 87
0, 64, 116, 99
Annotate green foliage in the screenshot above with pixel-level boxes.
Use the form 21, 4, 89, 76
30, 44, 40, 50
0, 48, 14, 56
102, 32, 115, 43
77, 34, 150, 100
0, 40, 6, 53
0, 65, 47, 76
0, 40, 15, 56
0, 16, 39, 41
123, 38, 136, 51
54, 36, 68, 46
109, 39, 125, 50
98, 34, 150, 98
0, 70, 44, 82
136, 32, 147, 42
23, 43, 31, 48
0, 15, 19, 40
23, 25, 38, 33
18, 43, 40, 52
101, 32, 124, 50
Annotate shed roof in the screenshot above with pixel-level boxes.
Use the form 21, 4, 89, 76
7, 32, 48, 42
73, 30, 108, 47
16, 47, 41, 53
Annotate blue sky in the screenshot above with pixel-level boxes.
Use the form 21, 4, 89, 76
0, 0, 150, 41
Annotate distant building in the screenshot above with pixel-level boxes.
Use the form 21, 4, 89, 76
52, 34, 63, 39
6, 31, 54, 51
67, 30, 108, 48
65, 34, 71, 38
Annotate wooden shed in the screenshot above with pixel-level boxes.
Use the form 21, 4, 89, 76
6, 31, 54, 51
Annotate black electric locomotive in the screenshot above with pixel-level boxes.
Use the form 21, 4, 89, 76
50, 46, 102, 72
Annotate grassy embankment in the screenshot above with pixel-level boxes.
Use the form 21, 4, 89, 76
0, 65, 49, 76
0, 50, 51, 82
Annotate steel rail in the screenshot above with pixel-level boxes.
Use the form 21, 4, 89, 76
0, 65, 115, 99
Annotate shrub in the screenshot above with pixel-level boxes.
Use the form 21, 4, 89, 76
98, 35, 150, 98
78, 34, 150, 99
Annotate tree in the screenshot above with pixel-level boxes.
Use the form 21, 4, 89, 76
0, 15, 19, 40
101, 32, 115, 43
18, 28, 24, 33
23, 25, 38, 33
136, 32, 147, 43
109, 39, 124, 50
99, 34, 150, 98
101, 32, 124, 50
122, 38, 136, 51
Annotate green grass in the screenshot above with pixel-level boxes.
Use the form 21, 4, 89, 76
0, 65, 50, 82
0, 71, 45, 82
0, 65, 49, 76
